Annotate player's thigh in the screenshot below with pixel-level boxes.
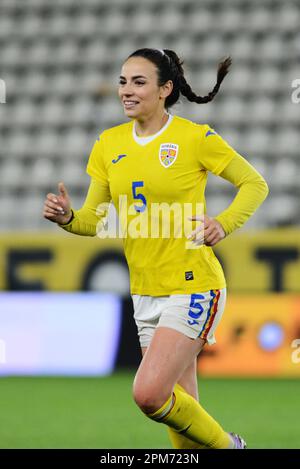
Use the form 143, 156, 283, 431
140, 348, 198, 400
134, 327, 204, 405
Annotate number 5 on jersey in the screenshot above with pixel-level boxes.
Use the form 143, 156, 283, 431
132, 181, 147, 213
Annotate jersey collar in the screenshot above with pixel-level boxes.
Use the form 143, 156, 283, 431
132, 113, 173, 146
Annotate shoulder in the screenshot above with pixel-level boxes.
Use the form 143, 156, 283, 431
97, 121, 133, 142
172, 115, 213, 140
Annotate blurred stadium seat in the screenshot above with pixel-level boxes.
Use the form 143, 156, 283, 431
0, 0, 299, 230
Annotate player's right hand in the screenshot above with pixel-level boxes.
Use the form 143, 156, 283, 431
43, 182, 72, 224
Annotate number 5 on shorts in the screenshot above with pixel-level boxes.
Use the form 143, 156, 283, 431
188, 293, 205, 326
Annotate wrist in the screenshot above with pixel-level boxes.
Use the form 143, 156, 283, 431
59, 209, 74, 226
214, 216, 227, 237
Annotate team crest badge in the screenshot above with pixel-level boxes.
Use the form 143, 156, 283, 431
159, 143, 179, 168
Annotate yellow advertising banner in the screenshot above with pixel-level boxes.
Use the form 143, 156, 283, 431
214, 228, 300, 293
0, 233, 125, 291
0, 228, 299, 292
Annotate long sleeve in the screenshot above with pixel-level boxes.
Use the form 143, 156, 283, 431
214, 153, 269, 235
58, 177, 111, 236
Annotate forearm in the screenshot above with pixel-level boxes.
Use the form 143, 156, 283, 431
58, 178, 111, 237
215, 154, 269, 235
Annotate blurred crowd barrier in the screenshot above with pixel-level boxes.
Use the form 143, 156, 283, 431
0, 229, 299, 377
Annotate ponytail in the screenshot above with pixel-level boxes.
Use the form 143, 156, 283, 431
178, 57, 232, 104
127, 48, 232, 109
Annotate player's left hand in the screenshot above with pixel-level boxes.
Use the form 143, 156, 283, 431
187, 214, 226, 246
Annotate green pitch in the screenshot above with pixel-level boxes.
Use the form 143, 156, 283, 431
0, 373, 299, 449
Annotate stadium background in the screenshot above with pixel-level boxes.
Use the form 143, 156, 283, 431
0, 0, 300, 448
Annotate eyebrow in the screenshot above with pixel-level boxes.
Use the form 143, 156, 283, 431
119, 75, 147, 80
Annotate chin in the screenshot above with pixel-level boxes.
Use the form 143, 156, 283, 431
124, 109, 139, 119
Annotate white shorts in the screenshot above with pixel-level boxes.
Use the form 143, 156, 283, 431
132, 289, 226, 348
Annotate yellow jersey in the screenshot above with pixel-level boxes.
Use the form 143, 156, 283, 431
85, 115, 241, 295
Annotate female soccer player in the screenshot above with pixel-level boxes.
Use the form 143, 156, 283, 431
43, 48, 268, 449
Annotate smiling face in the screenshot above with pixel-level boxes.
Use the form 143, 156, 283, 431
118, 56, 172, 120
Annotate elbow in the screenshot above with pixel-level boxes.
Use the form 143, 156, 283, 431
260, 177, 269, 200
249, 174, 269, 202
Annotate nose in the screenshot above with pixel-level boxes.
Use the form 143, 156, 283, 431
120, 82, 134, 97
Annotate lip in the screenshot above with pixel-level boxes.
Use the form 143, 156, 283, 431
123, 100, 139, 110
123, 100, 139, 104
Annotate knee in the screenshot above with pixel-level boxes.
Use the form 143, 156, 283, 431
132, 381, 170, 414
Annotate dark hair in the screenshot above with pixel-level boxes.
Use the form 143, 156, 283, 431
127, 48, 231, 109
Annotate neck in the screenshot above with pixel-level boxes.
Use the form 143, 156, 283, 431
134, 110, 169, 137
